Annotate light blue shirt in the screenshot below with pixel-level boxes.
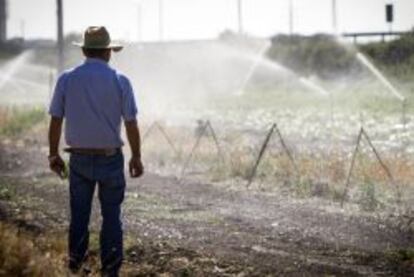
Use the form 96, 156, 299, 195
49, 58, 138, 148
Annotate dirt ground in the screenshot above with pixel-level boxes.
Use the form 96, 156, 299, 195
0, 124, 413, 276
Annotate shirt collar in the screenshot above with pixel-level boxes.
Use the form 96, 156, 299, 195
85, 58, 109, 66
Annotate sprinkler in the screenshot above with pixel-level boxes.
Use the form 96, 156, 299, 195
235, 41, 271, 95
355, 52, 404, 101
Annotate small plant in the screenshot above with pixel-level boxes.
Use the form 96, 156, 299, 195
357, 180, 380, 211
0, 187, 12, 200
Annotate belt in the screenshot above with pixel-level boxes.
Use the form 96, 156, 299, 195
64, 147, 120, 156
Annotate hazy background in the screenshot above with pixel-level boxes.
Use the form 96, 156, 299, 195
7, 0, 414, 41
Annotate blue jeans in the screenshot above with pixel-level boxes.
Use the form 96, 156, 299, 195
68, 151, 125, 276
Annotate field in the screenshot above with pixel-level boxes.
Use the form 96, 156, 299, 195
1, 36, 414, 276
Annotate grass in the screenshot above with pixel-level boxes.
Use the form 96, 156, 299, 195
0, 107, 46, 137
0, 187, 13, 201
0, 221, 148, 277
0, 208, 228, 276
0, 178, 18, 202
139, 120, 414, 211
0, 222, 66, 276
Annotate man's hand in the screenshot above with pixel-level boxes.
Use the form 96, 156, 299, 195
125, 119, 143, 178
129, 156, 144, 178
48, 154, 67, 179
48, 116, 64, 178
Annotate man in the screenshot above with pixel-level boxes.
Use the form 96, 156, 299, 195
48, 26, 144, 276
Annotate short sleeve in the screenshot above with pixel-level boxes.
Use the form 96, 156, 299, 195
118, 74, 138, 121
48, 73, 67, 118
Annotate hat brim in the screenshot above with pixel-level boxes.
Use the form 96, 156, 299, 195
72, 42, 123, 52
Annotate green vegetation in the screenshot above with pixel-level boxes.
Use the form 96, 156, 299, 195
0, 107, 46, 137
267, 32, 414, 87
386, 248, 414, 264
0, 185, 13, 201
361, 32, 414, 82
268, 34, 362, 80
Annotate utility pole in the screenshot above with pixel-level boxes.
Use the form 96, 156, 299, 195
332, 0, 338, 35
237, 0, 243, 34
288, 0, 293, 36
137, 3, 142, 42
20, 20, 25, 39
0, 0, 8, 43
158, 0, 163, 41
57, 0, 64, 73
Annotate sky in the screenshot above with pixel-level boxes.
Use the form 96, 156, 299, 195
6, 0, 414, 42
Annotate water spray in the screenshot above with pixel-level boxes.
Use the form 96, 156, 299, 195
235, 41, 271, 95
298, 77, 329, 96
0, 50, 34, 92
299, 76, 335, 142
356, 52, 404, 102
356, 52, 408, 147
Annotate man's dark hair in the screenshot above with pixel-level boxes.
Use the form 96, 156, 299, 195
82, 48, 110, 59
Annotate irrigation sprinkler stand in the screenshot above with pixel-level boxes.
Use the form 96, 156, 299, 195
361, 128, 400, 202
246, 124, 276, 188
274, 125, 300, 179
179, 120, 225, 180
205, 121, 226, 165
154, 122, 179, 156
246, 124, 298, 188
340, 128, 363, 207
141, 121, 180, 157
141, 121, 157, 143
340, 127, 399, 207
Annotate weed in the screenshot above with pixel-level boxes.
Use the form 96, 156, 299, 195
0, 187, 12, 201
357, 180, 380, 211
0, 179, 15, 201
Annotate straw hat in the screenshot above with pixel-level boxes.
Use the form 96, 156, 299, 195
73, 26, 123, 52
